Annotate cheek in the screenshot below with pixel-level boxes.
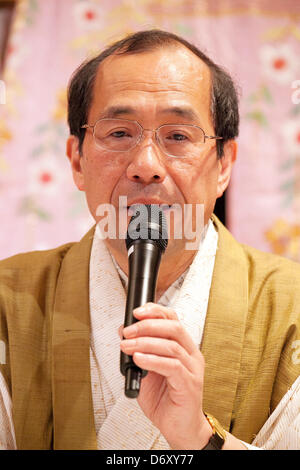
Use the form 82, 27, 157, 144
82, 151, 129, 204
168, 156, 218, 202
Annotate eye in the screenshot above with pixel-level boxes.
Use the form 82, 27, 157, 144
110, 130, 132, 138
170, 133, 187, 141
165, 131, 189, 142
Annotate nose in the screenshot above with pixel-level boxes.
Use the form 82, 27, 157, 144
126, 131, 167, 185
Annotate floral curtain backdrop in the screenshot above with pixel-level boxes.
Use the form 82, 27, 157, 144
0, 0, 300, 261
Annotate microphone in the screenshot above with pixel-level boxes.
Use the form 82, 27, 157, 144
120, 204, 168, 398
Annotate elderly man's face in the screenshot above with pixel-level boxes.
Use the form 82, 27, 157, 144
67, 45, 236, 255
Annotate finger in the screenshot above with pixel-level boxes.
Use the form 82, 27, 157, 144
123, 319, 197, 356
133, 303, 178, 321
120, 336, 195, 373
118, 325, 124, 339
132, 352, 203, 394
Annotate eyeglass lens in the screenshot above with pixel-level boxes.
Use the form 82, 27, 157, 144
93, 119, 206, 157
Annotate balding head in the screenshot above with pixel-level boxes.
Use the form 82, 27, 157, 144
67, 29, 239, 158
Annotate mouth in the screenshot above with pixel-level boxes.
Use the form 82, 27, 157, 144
126, 201, 173, 215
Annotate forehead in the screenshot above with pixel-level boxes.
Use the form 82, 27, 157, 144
89, 45, 212, 122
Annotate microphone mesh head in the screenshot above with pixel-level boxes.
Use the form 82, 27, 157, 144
126, 204, 168, 252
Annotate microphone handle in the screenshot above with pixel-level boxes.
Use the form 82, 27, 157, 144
120, 240, 162, 398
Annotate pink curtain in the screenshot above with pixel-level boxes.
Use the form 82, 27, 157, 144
1, 0, 300, 261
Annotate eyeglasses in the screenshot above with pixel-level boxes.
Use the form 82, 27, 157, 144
81, 118, 223, 158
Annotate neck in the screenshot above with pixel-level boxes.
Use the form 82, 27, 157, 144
155, 249, 197, 298
103, 219, 211, 296
105, 238, 198, 298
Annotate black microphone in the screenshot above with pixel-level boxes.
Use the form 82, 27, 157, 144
120, 204, 168, 398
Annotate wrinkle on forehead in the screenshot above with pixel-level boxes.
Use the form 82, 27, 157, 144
90, 45, 213, 127
96, 45, 210, 93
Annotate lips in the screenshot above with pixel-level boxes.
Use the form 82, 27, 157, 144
127, 199, 171, 207
126, 201, 172, 216
126, 197, 174, 211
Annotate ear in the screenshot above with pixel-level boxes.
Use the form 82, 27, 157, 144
216, 140, 237, 199
66, 135, 85, 191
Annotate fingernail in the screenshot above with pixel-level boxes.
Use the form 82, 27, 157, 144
123, 325, 137, 338
121, 339, 136, 349
118, 325, 124, 339
134, 306, 146, 315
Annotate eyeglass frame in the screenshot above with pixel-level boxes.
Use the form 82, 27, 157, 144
80, 118, 223, 158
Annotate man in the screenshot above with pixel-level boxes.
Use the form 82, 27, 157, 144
0, 30, 299, 450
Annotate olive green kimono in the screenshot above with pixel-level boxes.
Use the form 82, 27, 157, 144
0, 215, 299, 449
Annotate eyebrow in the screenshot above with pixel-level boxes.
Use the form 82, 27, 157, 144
160, 106, 199, 122
99, 105, 200, 122
99, 106, 135, 119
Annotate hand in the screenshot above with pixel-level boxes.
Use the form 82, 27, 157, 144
120, 302, 212, 449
